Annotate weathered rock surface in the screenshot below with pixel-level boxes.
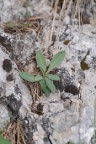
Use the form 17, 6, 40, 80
0, 0, 96, 144
22, 24, 96, 144
1, 24, 96, 143
0, 46, 32, 120
0, 104, 10, 130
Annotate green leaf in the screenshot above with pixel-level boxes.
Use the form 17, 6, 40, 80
47, 74, 60, 81
46, 51, 65, 74
36, 51, 46, 72
39, 80, 50, 97
0, 135, 11, 144
35, 75, 43, 82
20, 72, 35, 82
45, 77, 56, 93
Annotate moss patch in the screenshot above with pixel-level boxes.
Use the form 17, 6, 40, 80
80, 51, 90, 70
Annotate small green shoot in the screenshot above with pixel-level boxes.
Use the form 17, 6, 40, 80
0, 135, 11, 144
20, 51, 65, 96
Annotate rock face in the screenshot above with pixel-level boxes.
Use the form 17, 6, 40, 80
0, 0, 96, 144
0, 46, 32, 121
0, 104, 10, 130
21, 25, 96, 144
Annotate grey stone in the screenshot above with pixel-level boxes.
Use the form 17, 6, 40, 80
0, 0, 96, 144
64, 15, 70, 25
0, 104, 10, 130
0, 46, 33, 120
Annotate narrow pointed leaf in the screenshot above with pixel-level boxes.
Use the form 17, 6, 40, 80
47, 74, 60, 81
36, 51, 46, 72
35, 75, 43, 82
46, 51, 65, 74
0, 135, 11, 144
45, 77, 56, 93
39, 80, 50, 97
20, 72, 35, 82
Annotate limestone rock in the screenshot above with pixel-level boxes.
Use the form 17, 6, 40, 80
0, 45, 33, 121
